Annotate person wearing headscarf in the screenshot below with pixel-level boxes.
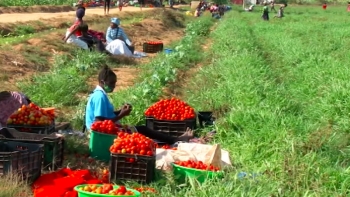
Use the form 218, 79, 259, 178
0, 91, 31, 129
105, 18, 135, 56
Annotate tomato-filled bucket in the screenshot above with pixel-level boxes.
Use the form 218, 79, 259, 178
172, 163, 224, 183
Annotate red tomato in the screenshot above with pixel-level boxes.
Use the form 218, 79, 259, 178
175, 160, 220, 172
144, 98, 196, 121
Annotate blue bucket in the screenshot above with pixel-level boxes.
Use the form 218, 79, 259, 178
165, 48, 173, 54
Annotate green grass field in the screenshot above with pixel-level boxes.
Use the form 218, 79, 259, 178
2, 5, 350, 197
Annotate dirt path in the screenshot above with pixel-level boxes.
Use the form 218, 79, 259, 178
0, 6, 177, 23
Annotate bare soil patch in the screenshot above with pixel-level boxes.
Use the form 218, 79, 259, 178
0, 10, 185, 92
0, 5, 75, 14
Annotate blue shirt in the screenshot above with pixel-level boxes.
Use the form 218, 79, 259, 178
85, 86, 116, 130
106, 26, 131, 45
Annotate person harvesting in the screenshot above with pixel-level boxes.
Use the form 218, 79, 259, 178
85, 66, 194, 144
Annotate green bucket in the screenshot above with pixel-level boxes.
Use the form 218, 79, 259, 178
172, 163, 224, 183
74, 184, 141, 197
89, 131, 116, 162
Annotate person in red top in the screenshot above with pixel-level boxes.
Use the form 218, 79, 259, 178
64, 8, 89, 50
322, 2, 327, 10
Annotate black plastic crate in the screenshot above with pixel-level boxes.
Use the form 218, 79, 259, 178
109, 153, 155, 184
7, 122, 55, 135
145, 116, 196, 138
143, 43, 163, 53
0, 128, 64, 170
0, 141, 43, 182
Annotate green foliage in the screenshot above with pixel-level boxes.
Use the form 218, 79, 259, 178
18, 51, 107, 107
0, 0, 75, 6
107, 17, 214, 125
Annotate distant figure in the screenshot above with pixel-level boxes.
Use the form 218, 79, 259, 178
322, 2, 327, 10
104, 0, 111, 15
347, 1, 350, 11
270, 0, 277, 12
262, 2, 269, 21
275, 5, 285, 18
245, 4, 254, 12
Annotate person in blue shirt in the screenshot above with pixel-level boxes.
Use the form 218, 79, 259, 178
85, 65, 194, 144
106, 18, 131, 45
105, 18, 135, 54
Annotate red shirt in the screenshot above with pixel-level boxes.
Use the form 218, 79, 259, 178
69, 20, 82, 37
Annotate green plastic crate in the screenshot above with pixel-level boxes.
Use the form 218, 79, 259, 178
74, 184, 141, 197
89, 131, 116, 162
172, 163, 224, 183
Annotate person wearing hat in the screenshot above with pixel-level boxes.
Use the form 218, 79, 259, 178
106, 18, 135, 54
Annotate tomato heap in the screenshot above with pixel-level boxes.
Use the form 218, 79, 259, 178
90, 120, 121, 135
78, 184, 134, 195
7, 103, 54, 126
145, 98, 196, 121
134, 187, 156, 193
110, 132, 155, 158
155, 144, 177, 150
174, 160, 220, 172
147, 41, 163, 45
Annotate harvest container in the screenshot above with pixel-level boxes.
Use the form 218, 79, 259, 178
0, 128, 64, 170
145, 116, 196, 137
143, 42, 163, 53
172, 163, 224, 183
109, 153, 155, 184
74, 184, 141, 197
0, 141, 43, 182
7, 122, 55, 135
89, 131, 116, 162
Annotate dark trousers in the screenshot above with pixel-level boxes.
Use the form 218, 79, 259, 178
135, 126, 177, 144
79, 35, 94, 49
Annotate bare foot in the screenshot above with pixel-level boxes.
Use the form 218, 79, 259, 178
176, 128, 194, 142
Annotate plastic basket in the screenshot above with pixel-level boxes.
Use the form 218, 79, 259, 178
172, 163, 224, 183
89, 131, 116, 162
0, 141, 43, 182
145, 116, 196, 137
0, 128, 64, 170
74, 184, 141, 197
109, 153, 155, 184
143, 43, 164, 53
7, 122, 55, 134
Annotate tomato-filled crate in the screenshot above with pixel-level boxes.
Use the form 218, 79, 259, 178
145, 117, 196, 137
143, 41, 164, 53
7, 122, 55, 135
144, 98, 197, 137
109, 153, 156, 184
0, 141, 43, 182
0, 128, 64, 170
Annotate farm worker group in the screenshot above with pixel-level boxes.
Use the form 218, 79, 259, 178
63, 7, 136, 56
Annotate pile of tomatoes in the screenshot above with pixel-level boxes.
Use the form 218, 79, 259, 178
156, 144, 177, 150
174, 160, 220, 172
144, 98, 196, 121
147, 41, 163, 45
90, 120, 121, 135
7, 103, 54, 126
134, 187, 156, 193
78, 184, 134, 195
110, 132, 155, 158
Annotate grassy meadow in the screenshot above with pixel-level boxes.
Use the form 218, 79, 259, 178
2, 4, 350, 197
